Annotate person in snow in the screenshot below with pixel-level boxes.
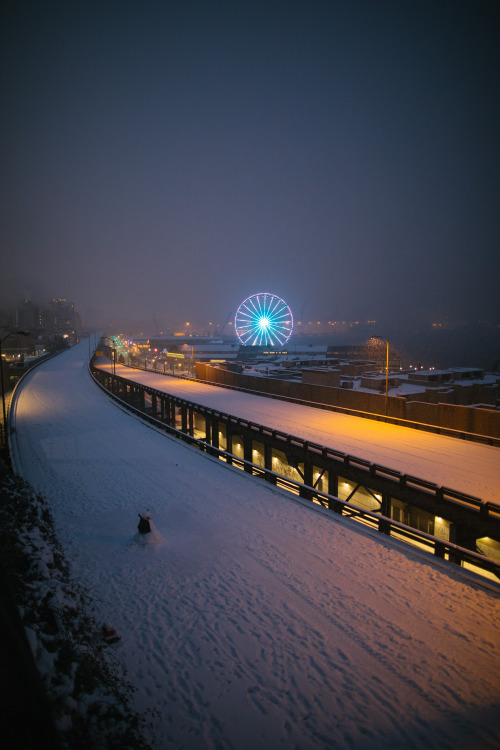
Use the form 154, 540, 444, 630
137, 512, 151, 534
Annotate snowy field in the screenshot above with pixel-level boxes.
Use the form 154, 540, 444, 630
10, 343, 500, 749
97, 361, 500, 507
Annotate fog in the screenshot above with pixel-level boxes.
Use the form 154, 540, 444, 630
1, 1, 499, 334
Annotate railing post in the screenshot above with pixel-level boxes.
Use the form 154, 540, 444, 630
329, 497, 343, 514
435, 541, 446, 559
267, 470, 277, 486
299, 485, 312, 501
378, 518, 391, 535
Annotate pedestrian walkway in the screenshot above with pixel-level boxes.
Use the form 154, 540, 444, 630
97, 360, 500, 507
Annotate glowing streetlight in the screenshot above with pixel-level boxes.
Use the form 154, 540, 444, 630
1, 330, 30, 443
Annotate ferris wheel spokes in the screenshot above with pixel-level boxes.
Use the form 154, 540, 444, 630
234, 293, 293, 347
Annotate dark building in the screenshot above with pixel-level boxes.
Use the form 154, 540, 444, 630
44, 299, 80, 344
16, 300, 43, 333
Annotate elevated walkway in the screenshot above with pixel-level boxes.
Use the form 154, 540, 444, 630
92, 360, 500, 582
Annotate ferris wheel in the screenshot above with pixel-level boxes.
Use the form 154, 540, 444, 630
234, 293, 294, 346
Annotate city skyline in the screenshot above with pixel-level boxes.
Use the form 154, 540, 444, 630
4, 292, 498, 334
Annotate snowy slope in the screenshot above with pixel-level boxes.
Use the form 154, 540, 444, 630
98, 362, 500, 507
10, 344, 500, 749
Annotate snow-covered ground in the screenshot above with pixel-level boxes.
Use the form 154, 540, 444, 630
98, 361, 500, 507
10, 343, 500, 749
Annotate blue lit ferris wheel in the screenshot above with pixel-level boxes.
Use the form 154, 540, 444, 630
234, 293, 294, 346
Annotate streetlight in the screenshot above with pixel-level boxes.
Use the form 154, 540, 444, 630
370, 336, 389, 414
101, 336, 116, 375
87, 330, 96, 359
1, 330, 30, 444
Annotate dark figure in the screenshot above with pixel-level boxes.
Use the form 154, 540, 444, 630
138, 513, 151, 534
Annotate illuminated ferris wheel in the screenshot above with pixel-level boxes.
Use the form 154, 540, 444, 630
234, 293, 293, 346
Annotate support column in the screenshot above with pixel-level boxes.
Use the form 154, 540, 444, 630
224, 421, 233, 464
264, 444, 273, 472
327, 472, 344, 513
226, 423, 233, 460
450, 523, 477, 553
181, 405, 188, 434
244, 435, 253, 472
298, 460, 313, 500
328, 472, 339, 504
303, 460, 313, 489
137, 387, 145, 411
380, 492, 391, 518
212, 418, 219, 449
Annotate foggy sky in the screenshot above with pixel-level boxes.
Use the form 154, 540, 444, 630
1, 0, 499, 332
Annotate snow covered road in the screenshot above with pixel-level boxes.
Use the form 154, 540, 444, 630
97, 362, 500, 507
10, 344, 500, 749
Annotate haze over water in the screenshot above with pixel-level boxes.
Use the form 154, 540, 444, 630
287, 322, 500, 371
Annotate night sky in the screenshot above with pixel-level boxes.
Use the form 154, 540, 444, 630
1, 0, 499, 333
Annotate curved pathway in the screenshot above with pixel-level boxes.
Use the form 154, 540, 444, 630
9, 343, 500, 750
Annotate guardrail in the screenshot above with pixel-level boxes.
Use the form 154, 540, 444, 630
4, 352, 61, 460
114, 359, 500, 447
132, 377, 498, 519
90, 364, 500, 584
241, 415, 490, 510
92, 366, 500, 526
